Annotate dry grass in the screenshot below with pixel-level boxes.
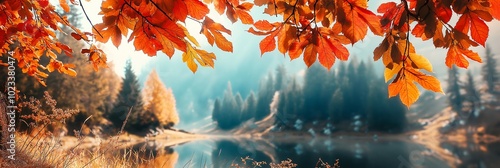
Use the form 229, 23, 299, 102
229, 156, 340, 168
0, 92, 178, 168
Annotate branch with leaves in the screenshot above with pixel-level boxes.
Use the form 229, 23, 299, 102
1, 0, 500, 107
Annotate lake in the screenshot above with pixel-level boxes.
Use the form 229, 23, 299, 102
123, 136, 500, 168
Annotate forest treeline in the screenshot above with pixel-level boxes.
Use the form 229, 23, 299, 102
0, 8, 179, 136
212, 61, 408, 133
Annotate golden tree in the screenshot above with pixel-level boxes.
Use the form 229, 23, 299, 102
142, 69, 179, 127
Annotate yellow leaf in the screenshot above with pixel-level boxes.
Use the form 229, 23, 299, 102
409, 53, 433, 72
384, 63, 402, 82
194, 49, 216, 68
178, 23, 200, 47
182, 44, 199, 72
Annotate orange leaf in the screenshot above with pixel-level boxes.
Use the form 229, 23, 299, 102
277, 24, 295, 54
212, 31, 233, 52
254, 0, 268, 6
259, 31, 277, 55
59, 0, 70, 13
214, 0, 226, 15
490, 0, 500, 20
201, 28, 215, 46
315, 34, 336, 69
469, 13, 489, 46
253, 20, 275, 31
185, 0, 210, 20
445, 45, 469, 68
356, 7, 383, 36
405, 68, 443, 93
388, 77, 420, 107
235, 9, 254, 24
303, 44, 317, 67
237, 2, 254, 10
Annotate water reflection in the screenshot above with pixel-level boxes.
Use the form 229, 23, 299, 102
125, 137, 500, 168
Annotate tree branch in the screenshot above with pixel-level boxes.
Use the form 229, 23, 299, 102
79, 0, 103, 38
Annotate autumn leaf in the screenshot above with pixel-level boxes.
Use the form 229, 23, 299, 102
405, 68, 443, 93
388, 76, 420, 107
185, 0, 210, 20
259, 31, 278, 55
408, 53, 433, 72
469, 13, 489, 46
445, 45, 482, 68
384, 63, 402, 82
182, 43, 216, 72
490, 0, 500, 20
202, 17, 233, 52
59, 0, 70, 13
303, 44, 317, 67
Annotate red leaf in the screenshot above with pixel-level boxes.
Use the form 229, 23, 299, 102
173, 0, 188, 21
435, 2, 452, 23
455, 14, 470, 34
377, 2, 396, 13
469, 13, 489, 46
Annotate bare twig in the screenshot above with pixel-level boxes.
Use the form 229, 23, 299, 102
79, 0, 103, 38
119, 107, 133, 135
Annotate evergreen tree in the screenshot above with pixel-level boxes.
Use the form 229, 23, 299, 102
354, 61, 372, 118
464, 71, 481, 112
108, 60, 145, 134
216, 82, 241, 129
241, 91, 257, 122
447, 66, 463, 113
367, 77, 407, 132
142, 69, 179, 128
274, 65, 287, 91
482, 45, 499, 93
276, 77, 303, 128
255, 73, 275, 120
212, 98, 222, 123
302, 63, 329, 121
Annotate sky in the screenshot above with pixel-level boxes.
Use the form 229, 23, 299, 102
75, 0, 500, 129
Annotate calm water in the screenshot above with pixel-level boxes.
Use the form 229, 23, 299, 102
126, 137, 500, 168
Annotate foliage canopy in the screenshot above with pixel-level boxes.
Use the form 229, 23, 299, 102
1, 0, 499, 106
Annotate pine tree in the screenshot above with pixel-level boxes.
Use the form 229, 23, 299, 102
482, 44, 499, 94
108, 60, 145, 133
241, 91, 257, 122
274, 65, 287, 91
142, 69, 179, 128
255, 73, 275, 120
464, 71, 481, 112
212, 98, 222, 123
302, 63, 328, 121
447, 66, 463, 113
